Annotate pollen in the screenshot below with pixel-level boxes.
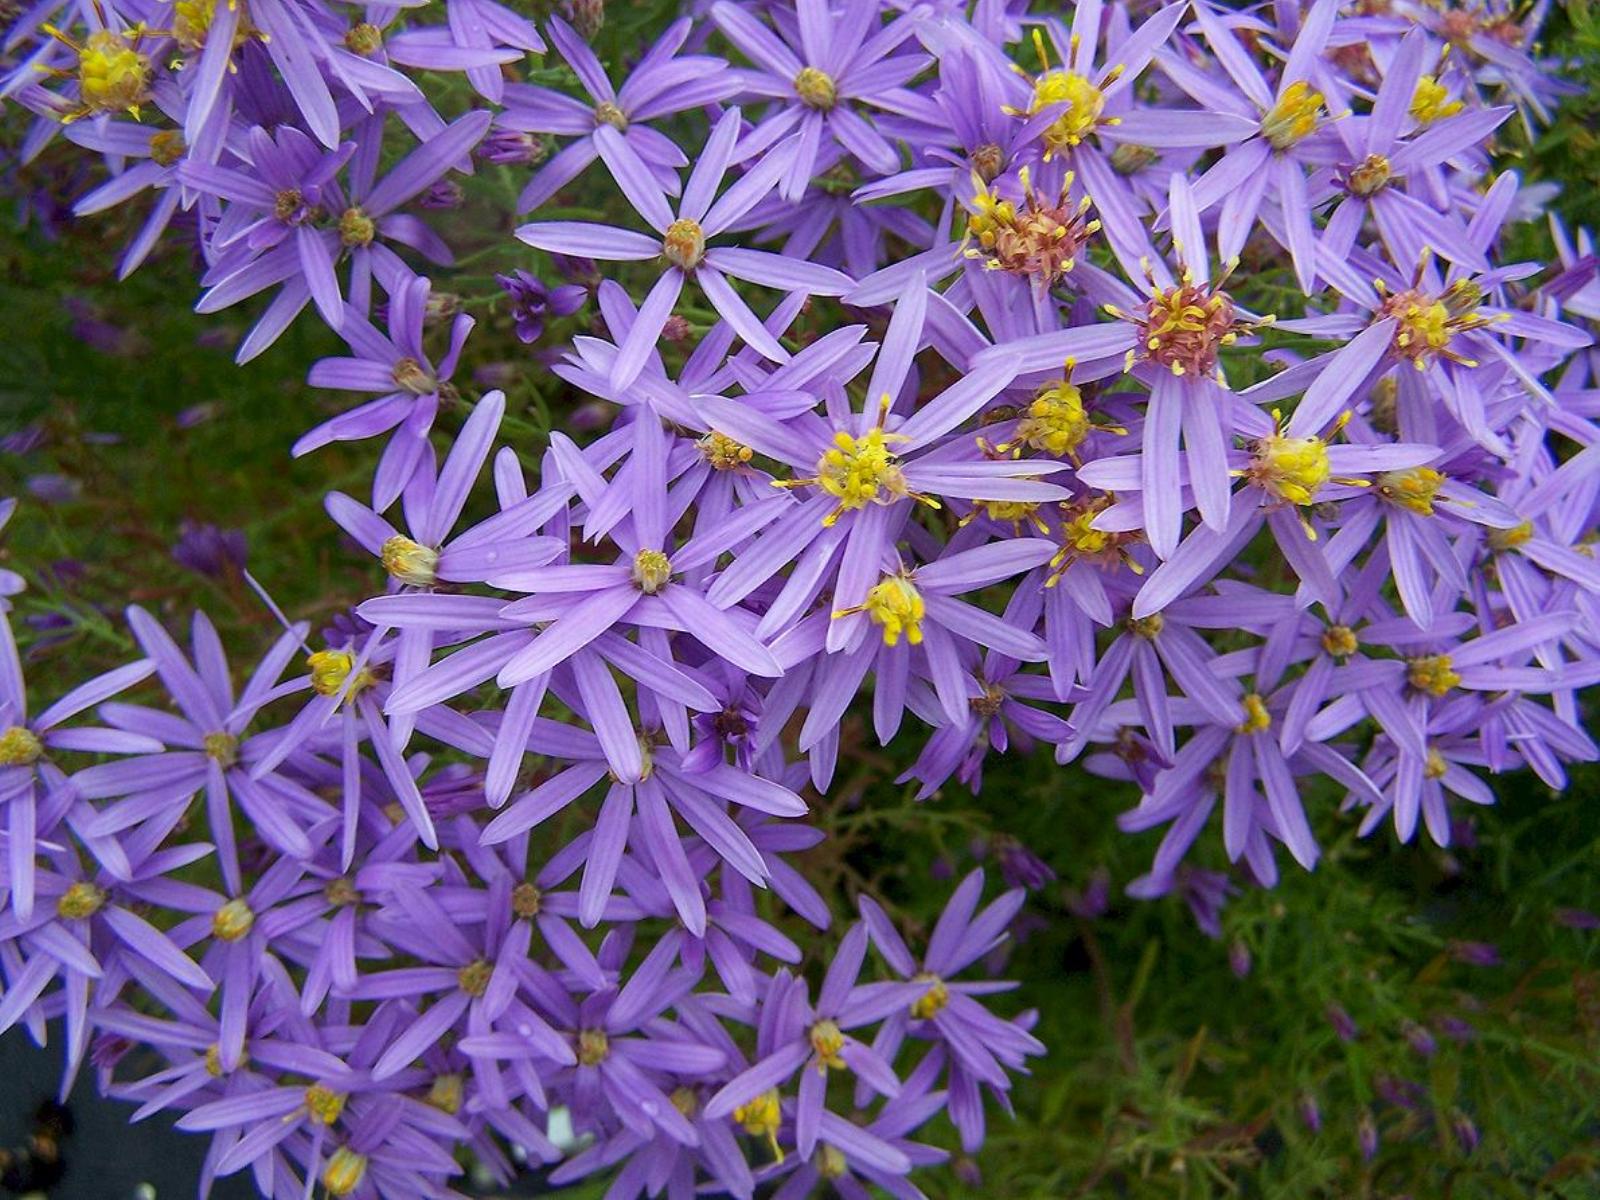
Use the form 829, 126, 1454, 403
1424, 746, 1449, 780
211, 898, 255, 942
1128, 614, 1164, 639
1345, 152, 1393, 196
60, 28, 152, 120
1377, 278, 1491, 368
204, 1044, 226, 1077
576, 1028, 610, 1066
56, 881, 106, 920
1047, 498, 1139, 582
344, 21, 382, 54
1251, 433, 1331, 505
1236, 693, 1272, 734
203, 730, 239, 766
1027, 66, 1106, 153
965, 166, 1098, 286
1134, 274, 1250, 378
809, 1019, 847, 1070
1262, 80, 1325, 150
321, 1148, 368, 1197
733, 1089, 785, 1162
149, 130, 186, 167
0, 725, 43, 766
338, 206, 375, 247
594, 100, 628, 130
1409, 75, 1463, 125
1321, 625, 1360, 658
1487, 519, 1534, 551
426, 1073, 464, 1114
631, 548, 673, 593
304, 1084, 347, 1125
1378, 467, 1445, 516
307, 649, 375, 698
1407, 654, 1461, 697
390, 356, 437, 395
381, 534, 439, 586
173, 0, 254, 53
1013, 378, 1092, 459
910, 974, 949, 1020
794, 65, 837, 110
700, 431, 753, 470
843, 575, 926, 647
456, 958, 493, 998
662, 217, 706, 270
799, 417, 924, 527
815, 1144, 849, 1179
511, 882, 542, 918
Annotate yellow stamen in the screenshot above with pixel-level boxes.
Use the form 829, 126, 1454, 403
910, 974, 949, 1020
211, 898, 255, 942
794, 65, 837, 110
381, 535, 439, 586
809, 1019, 846, 1071
321, 1148, 367, 1197
304, 1084, 347, 1125
1407, 654, 1460, 697
1236, 693, 1272, 734
662, 217, 706, 270
577, 1028, 610, 1066
1409, 75, 1463, 126
631, 548, 673, 594
837, 576, 925, 647
56, 881, 105, 920
1378, 467, 1444, 516
732, 1089, 785, 1163
1262, 80, 1325, 150
0, 725, 43, 767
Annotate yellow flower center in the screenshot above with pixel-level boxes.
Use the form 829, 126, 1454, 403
1409, 75, 1463, 126
173, 0, 254, 52
809, 1019, 846, 1070
670, 1086, 699, 1119
1487, 519, 1534, 552
858, 576, 925, 647
662, 217, 706, 270
594, 100, 628, 130
910, 974, 949, 1020
1378, 467, 1445, 516
426, 1073, 464, 1115
1236, 693, 1272, 734
1347, 152, 1392, 196
1407, 654, 1460, 697
212, 898, 255, 942
732, 1089, 785, 1162
1128, 614, 1164, 639
511, 882, 542, 918
970, 141, 1004, 181
305, 1084, 347, 1125
1262, 80, 1325, 150
631, 548, 673, 594
202, 730, 239, 766
1111, 142, 1158, 174
306, 649, 375, 698
577, 1028, 610, 1066
338, 206, 375, 248
815, 427, 907, 521
1029, 69, 1106, 152
1378, 280, 1490, 368
1424, 746, 1449, 779
56, 881, 105, 920
0, 725, 43, 767
1140, 283, 1241, 377
204, 1044, 226, 1077
321, 1148, 367, 1197
966, 166, 1097, 284
149, 130, 187, 167
389, 356, 437, 395
700, 431, 753, 470
344, 21, 382, 55
1017, 380, 1091, 458
794, 66, 837, 110
381, 534, 439, 586
815, 1144, 849, 1179
1321, 625, 1359, 658
456, 958, 493, 998
75, 29, 152, 117
1251, 434, 1331, 505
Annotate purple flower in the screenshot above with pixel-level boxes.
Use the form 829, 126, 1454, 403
494, 269, 586, 343
171, 521, 247, 579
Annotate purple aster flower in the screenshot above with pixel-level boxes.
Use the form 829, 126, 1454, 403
518, 107, 852, 389
494, 268, 586, 344
499, 14, 738, 213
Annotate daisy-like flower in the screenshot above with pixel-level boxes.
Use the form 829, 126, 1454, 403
518, 107, 852, 389
498, 14, 738, 212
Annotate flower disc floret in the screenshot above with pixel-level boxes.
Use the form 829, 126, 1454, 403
850, 576, 925, 647
203, 731, 239, 766
1346, 153, 1393, 196
1251, 433, 1331, 505
1407, 654, 1461, 697
794, 66, 837, 110
1262, 81, 1325, 150
911, 974, 949, 1019
809, 1019, 846, 1070
1378, 467, 1445, 516
662, 218, 706, 270
321, 1149, 367, 1197
381, 535, 439, 586
305, 1084, 347, 1125
631, 549, 673, 594
577, 1028, 610, 1066
0, 725, 43, 766
57, 882, 106, 920
212, 898, 255, 942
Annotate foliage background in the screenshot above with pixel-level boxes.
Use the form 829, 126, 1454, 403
2, 2, 1600, 1196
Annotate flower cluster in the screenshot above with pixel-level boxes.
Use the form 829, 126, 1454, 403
3, 0, 1598, 1195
